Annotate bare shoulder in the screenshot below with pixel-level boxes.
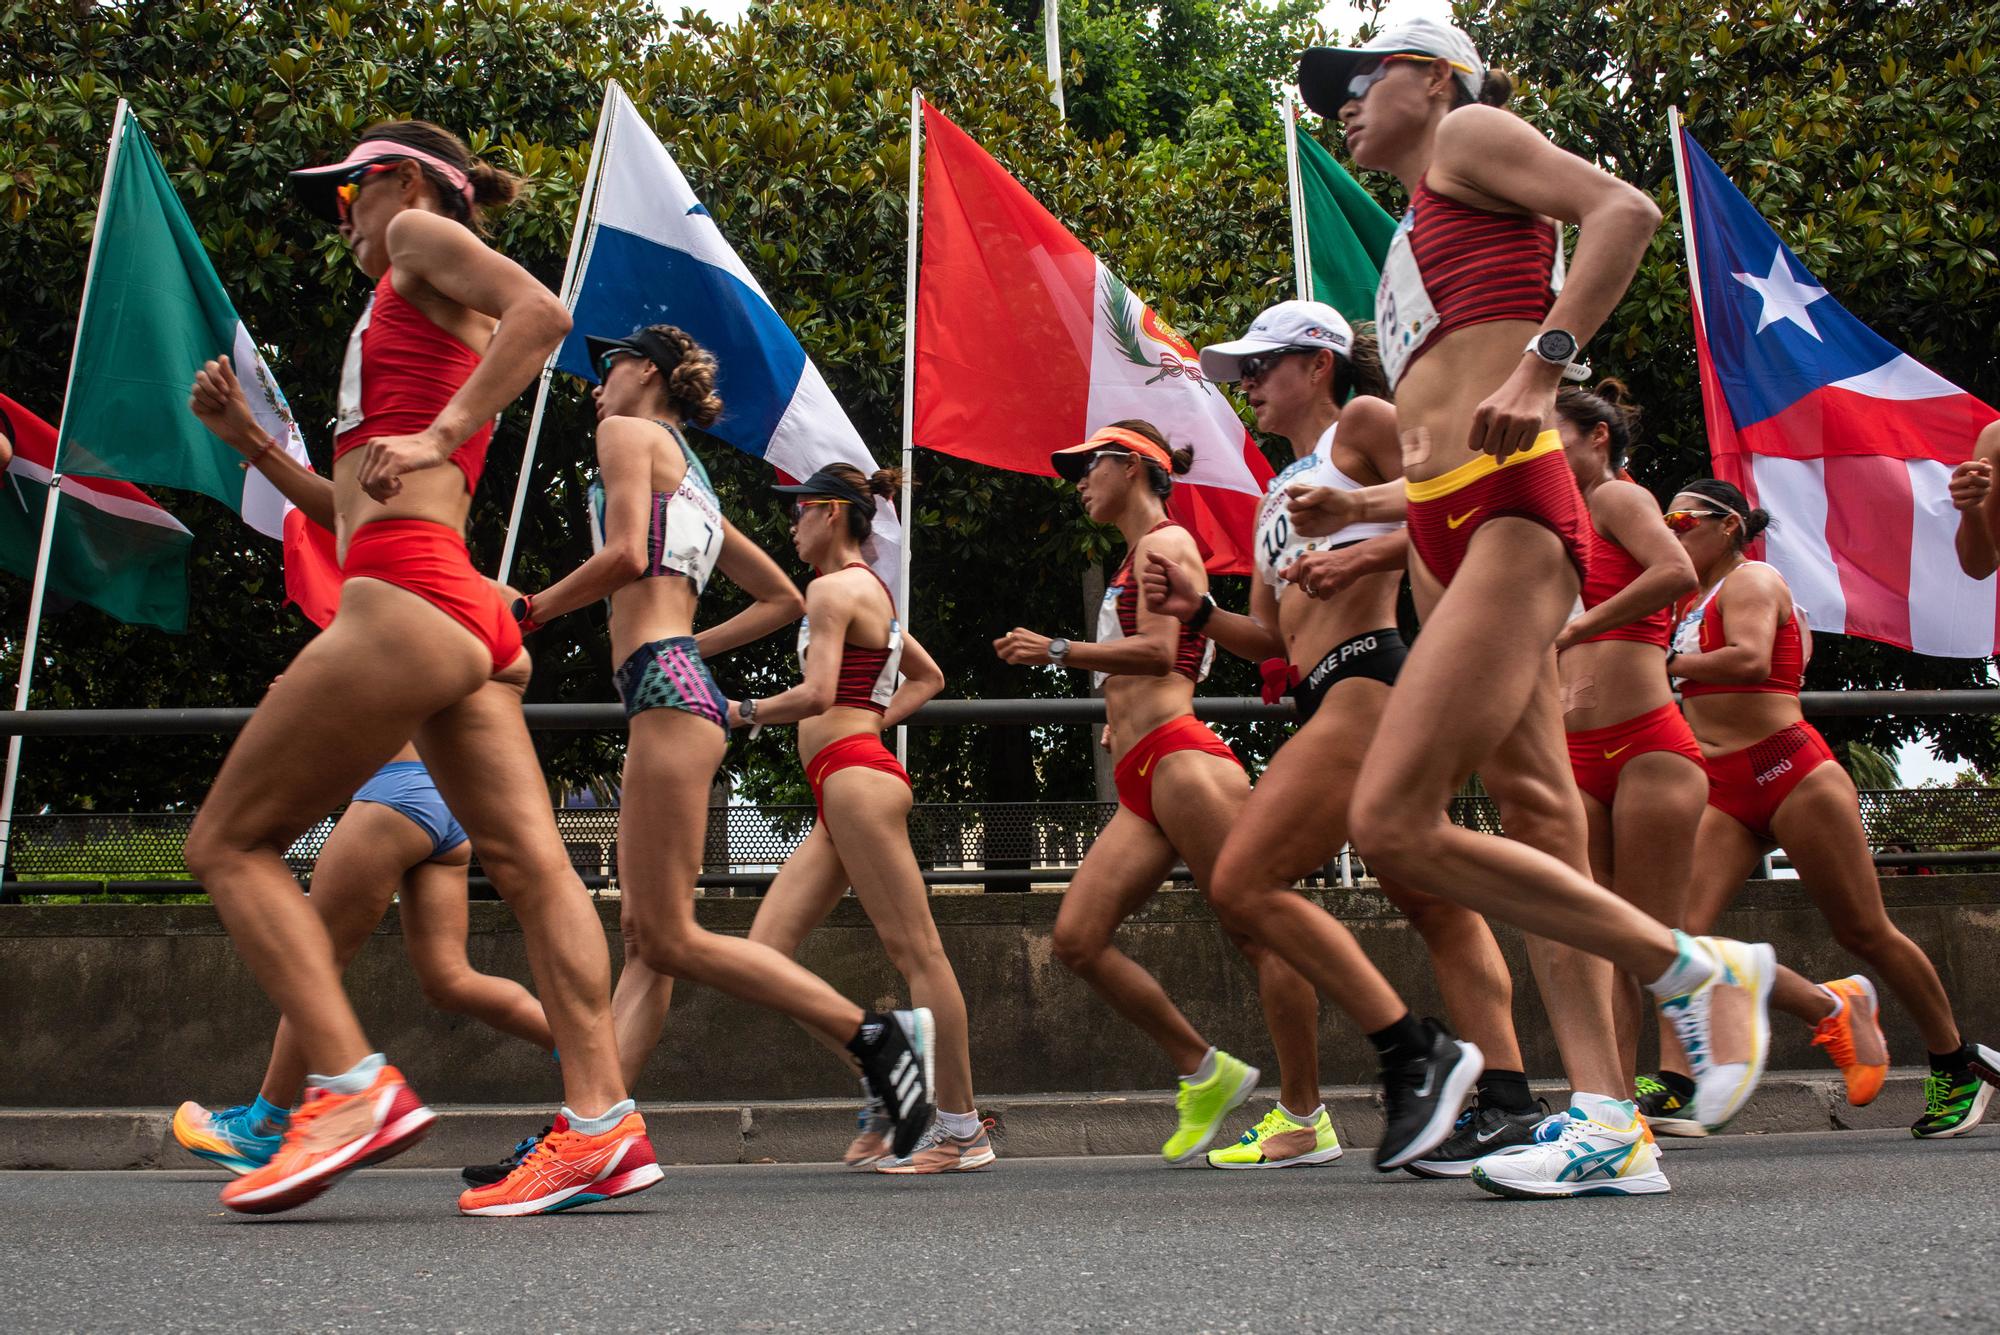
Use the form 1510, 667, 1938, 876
1977, 420, 2000, 462
1338, 395, 1401, 479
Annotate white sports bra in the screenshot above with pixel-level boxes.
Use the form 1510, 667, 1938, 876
587, 421, 724, 594
1254, 423, 1403, 598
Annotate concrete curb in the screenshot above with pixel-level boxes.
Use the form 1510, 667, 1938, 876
0, 1071, 1932, 1171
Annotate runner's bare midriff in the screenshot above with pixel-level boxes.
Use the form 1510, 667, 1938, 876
1393, 319, 1547, 483
1280, 566, 1402, 673
331, 457, 473, 563
1104, 672, 1197, 761
1559, 638, 1675, 733
1681, 688, 1805, 756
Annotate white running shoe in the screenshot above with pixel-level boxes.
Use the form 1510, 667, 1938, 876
1470, 1096, 1670, 1200
1655, 935, 1774, 1133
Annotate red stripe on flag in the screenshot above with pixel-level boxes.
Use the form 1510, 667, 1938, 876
1736, 387, 1998, 465
0, 392, 177, 514
913, 102, 1095, 470
283, 508, 343, 630
1822, 453, 1912, 649
1167, 482, 1259, 577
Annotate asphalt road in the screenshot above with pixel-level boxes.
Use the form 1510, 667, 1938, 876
4, 1131, 1996, 1332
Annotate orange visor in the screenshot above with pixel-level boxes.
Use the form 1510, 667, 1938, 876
1051, 427, 1173, 481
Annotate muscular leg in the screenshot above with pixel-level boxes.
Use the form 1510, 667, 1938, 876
1052, 808, 1205, 1075
400, 854, 555, 1051
1381, 878, 1524, 1071
417, 672, 626, 1116
1775, 766, 1961, 1052
822, 768, 976, 1114
1602, 751, 1707, 1082
184, 583, 489, 1079
610, 938, 675, 1096
255, 801, 435, 1106
1480, 661, 1624, 1097
615, 710, 863, 1043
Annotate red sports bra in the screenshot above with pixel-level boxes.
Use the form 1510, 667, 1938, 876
1675, 566, 1805, 698
335, 269, 495, 493
796, 563, 902, 715
1577, 526, 1672, 648
1101, 522, 1212, 683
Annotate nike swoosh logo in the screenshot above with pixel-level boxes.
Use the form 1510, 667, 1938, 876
1603, 745, 1631, 759
1138, 757, 1153, 777
1475, 1124, 1514, 1144
1446, 508, 1480, 529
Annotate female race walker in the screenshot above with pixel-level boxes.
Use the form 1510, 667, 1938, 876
1662, 478, 2000, 1139
741, 464, 993, 1174
513, 326, 938, 1162
994, 421, 1327, 1168
185, 121, 657, 1217
1150, 301, 1538, 1175
1295, 18, 1774, 1198
174, 747, 554, 1174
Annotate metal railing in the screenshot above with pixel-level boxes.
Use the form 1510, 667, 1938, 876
10, 788, 1994, 898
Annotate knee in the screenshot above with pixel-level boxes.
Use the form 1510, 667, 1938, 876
1050, 920, 1107, 976
417, 968, 478, 1014
880, 931, 950, 983
183, 817, 270, 890
1350, 797, 1436, 877
1829, 914, 1900, 960
628, 917, 698, 976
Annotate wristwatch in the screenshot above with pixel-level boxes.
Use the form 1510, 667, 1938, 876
1048, 637, 1071, 665
1524, 329, 1591, 382
1187, 593, 1218, 633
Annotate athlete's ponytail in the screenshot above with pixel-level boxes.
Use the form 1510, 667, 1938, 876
630, 325, 724, 428
1336, 332, 1389, 404
1555, 378, 1642, 470
864, 468, 903, 499
823, 462, 902, 541
1678, 477, 1771, 548
355, 120, 522, 233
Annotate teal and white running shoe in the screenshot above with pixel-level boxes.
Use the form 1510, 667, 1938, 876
1470, 1095, 1669, 1200
171, 1100, 285, 1175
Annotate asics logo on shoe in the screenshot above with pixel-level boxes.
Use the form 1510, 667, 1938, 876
514, 1137, 628, 1195
1557, 1141, 1636, 1182
300, 1089, 389, 1152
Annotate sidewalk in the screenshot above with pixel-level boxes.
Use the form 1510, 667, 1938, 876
0, 1071, 1928, 1170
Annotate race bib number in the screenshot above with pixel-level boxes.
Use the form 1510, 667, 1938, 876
335, 296, 373, 437
1376, 212, 1437, 391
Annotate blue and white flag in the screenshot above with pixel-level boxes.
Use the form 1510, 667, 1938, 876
556, 83, 902, 584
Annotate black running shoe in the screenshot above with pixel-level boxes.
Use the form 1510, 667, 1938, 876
460, 1125, 549, 1188
1374, 1019, 1483, 1172
850, 1008, 937, 1158
1634, 1072, 1705, 1138
1404, 1100, 1548, 1178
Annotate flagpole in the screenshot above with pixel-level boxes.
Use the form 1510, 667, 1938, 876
497, 79, 617, 585
1285, 95, 1309, 300
1042, 0, 1065, 117
896, 88, 924, 768
1666, 107, 1707, 329
0, 99, 130, 878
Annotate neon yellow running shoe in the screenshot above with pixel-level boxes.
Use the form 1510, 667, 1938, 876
1206, 1105, 1343, 1169
1162, 1050, 1259, 1164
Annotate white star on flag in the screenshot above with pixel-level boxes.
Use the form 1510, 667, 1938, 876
1731, 246, 1830, 340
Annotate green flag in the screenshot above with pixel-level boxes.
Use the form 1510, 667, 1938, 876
0, 393, 191, 633
1295, 130, 1397, 325
56, 106, 309, 543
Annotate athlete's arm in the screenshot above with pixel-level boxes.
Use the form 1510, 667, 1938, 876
882, 629, 945, 729
1556, 481, 1697, 648
1951, 423, 2000, 580
356, 210, 571, 500
696, 519, 805, 659
188, 355, 338, 531
1282, 530, 1408, 601
1139, 551, 1283, 662
0, 426, 12, 471
1669, 566, 1784, 685
738, 576, 854, 725
1433, 107, 1661, 461
519, 420, 658, 624
1287, 477, 1406, 539
999, 529, 1201, 676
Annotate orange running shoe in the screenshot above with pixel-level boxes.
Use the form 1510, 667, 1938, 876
220, 1063, 434, 1215
458, 1110, 663, 1216
1813, 975, 1889, 1105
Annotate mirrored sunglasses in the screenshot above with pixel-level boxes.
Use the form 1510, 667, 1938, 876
1663, 508, 1730, 533
1346, 53, 1443, 102
333, 161, 403, 222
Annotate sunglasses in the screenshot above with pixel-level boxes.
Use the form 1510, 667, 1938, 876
595, 348, 644, 378
1077, 449, 1132, 478
333, 161, 404, 222
1236, 346, 1319, 382
1663, 508, 1731, 533
1346, 53, 1445, 102
789, 498, 849, 521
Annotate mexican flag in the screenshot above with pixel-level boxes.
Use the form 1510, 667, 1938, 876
1294, 127, 1396, 325
912, 101, 1273, 574
57, 105, 341, 628
0, 393, 191, 632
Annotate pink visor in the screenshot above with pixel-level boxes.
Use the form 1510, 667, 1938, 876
289, 139, 474, 221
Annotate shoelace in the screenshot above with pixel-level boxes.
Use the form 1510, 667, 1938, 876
1633, 1074, 1665, 1097
510, 1128, 579, 1176
1923, 1071, 1958, 1116
1812, 1011, 1857, 1066
1236, 1108, 1291, 1145
507, 1127, 551, 1167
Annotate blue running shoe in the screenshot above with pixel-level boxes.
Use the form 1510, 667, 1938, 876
172, 1100, 285, 1175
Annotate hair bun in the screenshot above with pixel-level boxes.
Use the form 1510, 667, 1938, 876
1478, 69, 1515, 106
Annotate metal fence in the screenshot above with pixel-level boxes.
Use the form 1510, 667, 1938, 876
11, 788, 1995, 898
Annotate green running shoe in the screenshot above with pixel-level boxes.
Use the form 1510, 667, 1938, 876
1162, 1051, 1259, 1164
1206, 1104, 1342, 1169
1912, 1067, 1996, 1139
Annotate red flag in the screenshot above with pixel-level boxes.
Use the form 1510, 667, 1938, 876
912, 102, 1271, 573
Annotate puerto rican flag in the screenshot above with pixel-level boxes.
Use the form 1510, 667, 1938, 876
1674, 121, 2000, 658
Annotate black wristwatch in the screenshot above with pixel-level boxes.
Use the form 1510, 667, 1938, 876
1187, 593, 1218, 633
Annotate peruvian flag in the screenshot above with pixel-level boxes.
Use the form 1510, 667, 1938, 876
913, 101, 1272, 573
1675, 122, 2000, 657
